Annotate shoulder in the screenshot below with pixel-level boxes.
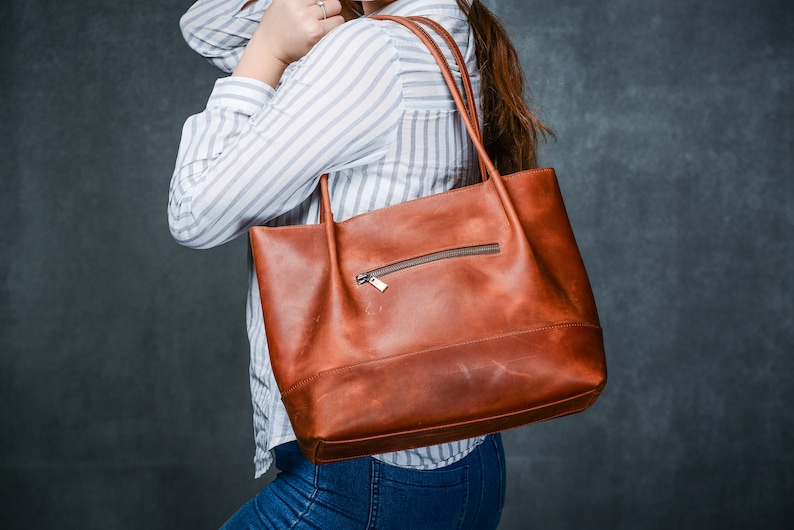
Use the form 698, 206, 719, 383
284, 18, 403, 90
313, 17, 394, 58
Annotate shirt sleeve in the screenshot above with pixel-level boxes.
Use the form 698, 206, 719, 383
168, 20, 404, 249
180, 0, 272, 73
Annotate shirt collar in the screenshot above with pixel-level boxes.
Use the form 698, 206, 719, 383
370, 0, 465, 19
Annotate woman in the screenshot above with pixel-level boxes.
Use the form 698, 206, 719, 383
170, 0, 550, 527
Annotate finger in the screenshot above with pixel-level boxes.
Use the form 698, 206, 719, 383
308, 0, 342, 21
318, 14, 345, 33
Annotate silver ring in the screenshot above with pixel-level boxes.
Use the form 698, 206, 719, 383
317, 0, 327, 20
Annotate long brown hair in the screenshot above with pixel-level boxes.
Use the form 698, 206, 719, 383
341, 0, 552, 172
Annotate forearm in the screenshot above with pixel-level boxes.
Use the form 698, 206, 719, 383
231, 0, 344, 87
231, 29, 289, 88
168, 22, 402, 249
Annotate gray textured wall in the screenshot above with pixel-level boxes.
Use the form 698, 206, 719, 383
1, 0, 791, 528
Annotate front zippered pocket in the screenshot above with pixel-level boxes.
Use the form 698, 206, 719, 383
355, 244, 500, 292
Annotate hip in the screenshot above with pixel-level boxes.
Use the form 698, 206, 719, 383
220, 433, 506, 530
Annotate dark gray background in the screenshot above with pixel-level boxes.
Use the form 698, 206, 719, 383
2, 0, 792, 528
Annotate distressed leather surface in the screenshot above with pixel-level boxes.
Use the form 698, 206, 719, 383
249, 17, 606, 464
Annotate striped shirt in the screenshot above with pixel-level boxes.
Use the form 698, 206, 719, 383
171, 0, 485, 478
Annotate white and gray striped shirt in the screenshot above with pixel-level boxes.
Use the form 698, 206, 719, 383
170, 0, 485, 477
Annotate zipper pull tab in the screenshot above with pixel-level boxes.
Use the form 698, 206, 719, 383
368, 276, 389, 292
356, 273, 389, 293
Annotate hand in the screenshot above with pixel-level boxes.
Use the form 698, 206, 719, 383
233, 0, 345, 86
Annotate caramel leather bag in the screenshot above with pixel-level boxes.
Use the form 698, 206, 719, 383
250, 16, 607, 464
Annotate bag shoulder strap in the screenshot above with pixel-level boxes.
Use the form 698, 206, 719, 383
320, 15, 501, 223
399, 17, 481, 138
402, 16, 487, 181
370, 15, 498, 178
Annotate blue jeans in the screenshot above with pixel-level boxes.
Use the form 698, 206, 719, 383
220, 434, 506, 529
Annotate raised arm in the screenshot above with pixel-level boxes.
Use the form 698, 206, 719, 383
180, 0, 272, 73
168, 19, 403, 249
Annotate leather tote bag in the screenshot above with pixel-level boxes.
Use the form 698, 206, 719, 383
250, 15, 607, 464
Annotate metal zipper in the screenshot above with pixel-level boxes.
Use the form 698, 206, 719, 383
356, 244, 500, 292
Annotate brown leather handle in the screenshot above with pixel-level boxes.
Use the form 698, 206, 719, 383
403, 17, 482, 142
320, 15, 502, 224
403, 16, 488, 182
371, 15, 499, 177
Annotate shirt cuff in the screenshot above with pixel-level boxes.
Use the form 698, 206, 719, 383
233, 0, 272, 21
207, 76, 275, 115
